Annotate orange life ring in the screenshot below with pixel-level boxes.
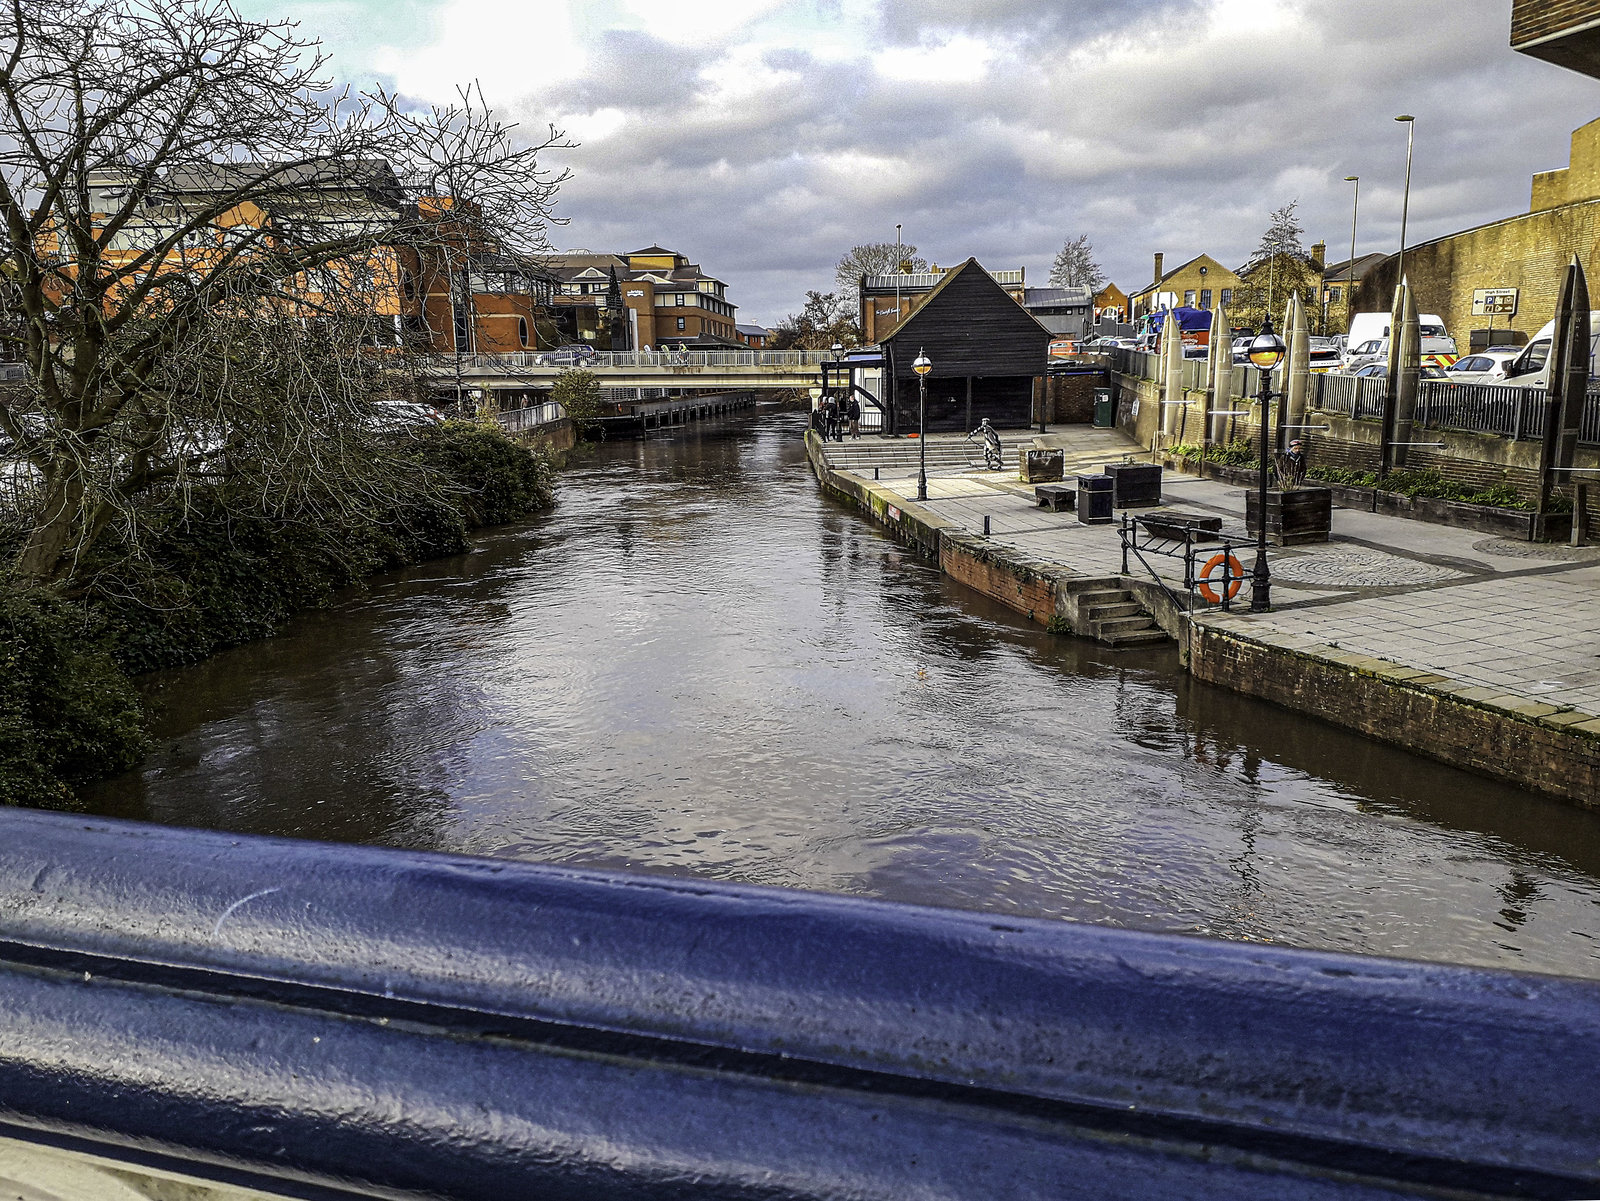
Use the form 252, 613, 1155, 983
1198, 553, 1244, 604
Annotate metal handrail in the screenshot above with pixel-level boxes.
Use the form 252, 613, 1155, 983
431, 350, 830, 371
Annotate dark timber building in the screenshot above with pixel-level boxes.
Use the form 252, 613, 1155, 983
880, 258, 1052, 434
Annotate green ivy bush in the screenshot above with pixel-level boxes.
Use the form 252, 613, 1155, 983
1169, 440, 1258, 467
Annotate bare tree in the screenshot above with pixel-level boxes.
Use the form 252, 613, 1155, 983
769, 290, 858, 351
1049, 234, 1105, 290
0, 0, 569, 586
833, 242, 928, 294
1233, 200, 1318, 330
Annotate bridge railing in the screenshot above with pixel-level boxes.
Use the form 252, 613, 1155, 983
434, 350, 829, 372
0, 806, 1595, 1199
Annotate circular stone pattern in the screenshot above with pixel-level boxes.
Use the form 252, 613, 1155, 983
1269, 549, 1464, 587
1471, 537, 1600, 562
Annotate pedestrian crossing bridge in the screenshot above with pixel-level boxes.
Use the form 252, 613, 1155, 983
423, 349, 829, 394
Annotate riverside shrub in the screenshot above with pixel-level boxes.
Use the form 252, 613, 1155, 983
88, 421, 554, 673
0, 588, 145, 805
0, 421, 556, 801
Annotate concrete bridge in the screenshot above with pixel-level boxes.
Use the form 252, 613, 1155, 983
423, 349, 829, 396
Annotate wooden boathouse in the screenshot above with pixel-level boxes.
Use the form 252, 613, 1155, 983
880, 258, 1053, 433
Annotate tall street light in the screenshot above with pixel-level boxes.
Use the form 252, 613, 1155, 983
1343, 175, 1359, 335
1395, 115, 1415, 286
913, 348, 931, 501
895, 223, 903, 336
1248, 319, 1286, 613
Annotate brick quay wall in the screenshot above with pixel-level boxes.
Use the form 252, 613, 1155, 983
807, 427, 1600, 808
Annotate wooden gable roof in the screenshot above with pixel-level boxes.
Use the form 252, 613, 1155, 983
881, 258, 1052, 378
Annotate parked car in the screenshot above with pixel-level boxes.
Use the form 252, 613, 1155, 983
1443, 349, 1522, 385
1349, 363, 1448, 380
1346, 311, 1455, 357
1343, 334, 1460, 373
536, 344, 597, 367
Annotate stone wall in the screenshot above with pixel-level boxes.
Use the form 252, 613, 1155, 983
1353, 116, 1600, 346
939, 535, 1057, 626
1189, 623, 1600, 807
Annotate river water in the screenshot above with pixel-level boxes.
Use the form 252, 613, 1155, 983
82, 409, 1600, 978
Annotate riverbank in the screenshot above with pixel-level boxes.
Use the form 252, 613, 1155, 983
806, 427, 1600, 807
0, 421, 556, 805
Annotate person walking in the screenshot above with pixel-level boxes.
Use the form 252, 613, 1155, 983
846, 394, 862, 439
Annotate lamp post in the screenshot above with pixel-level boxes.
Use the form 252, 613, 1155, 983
1343, 175, 1359, 336
895, 224, 903, 333
913, 348, 931, 501
830, 341, 844, 425
1395, 116, 1414, 285
1247, 318, 1286, 613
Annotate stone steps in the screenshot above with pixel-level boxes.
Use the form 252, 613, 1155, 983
1065, 586, 1170, 647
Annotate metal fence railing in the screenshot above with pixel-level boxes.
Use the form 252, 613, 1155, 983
497, 402, 565, 433
1311, 373, 1388, 419
441, 350, 829, 372
1302, 375, 1600, 446
1412, 381, 1541, 440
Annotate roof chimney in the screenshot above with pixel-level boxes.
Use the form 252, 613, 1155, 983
1153, 252, 1164, 283
1311, 241, 1326, 271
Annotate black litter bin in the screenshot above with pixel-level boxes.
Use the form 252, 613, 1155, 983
1103, 462, 1162, 507
1076, 474, 1114, 524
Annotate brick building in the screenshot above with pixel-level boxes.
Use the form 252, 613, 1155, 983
1128, 253, 1241, 318
858, 264, 1026, 343
1093, 282, 1130, 321
1511, 0, 1600, 75
547, 246, 739, 349
1353, 115, 1600, 347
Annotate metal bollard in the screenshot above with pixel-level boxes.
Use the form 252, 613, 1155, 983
983, 515, 990, 537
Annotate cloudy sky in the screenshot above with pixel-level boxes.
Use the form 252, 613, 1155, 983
240, 0, 1598, 327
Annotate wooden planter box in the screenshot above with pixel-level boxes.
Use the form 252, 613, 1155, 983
1245, 487, 1333, 546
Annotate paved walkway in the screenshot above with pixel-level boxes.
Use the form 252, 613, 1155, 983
822, 427, 1600, 728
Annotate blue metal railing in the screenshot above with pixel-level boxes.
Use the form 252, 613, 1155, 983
0, 807, 1594, 1198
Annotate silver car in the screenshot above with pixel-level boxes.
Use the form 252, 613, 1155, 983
1444, 349, 1522, 384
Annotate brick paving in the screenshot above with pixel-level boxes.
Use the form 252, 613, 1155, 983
821, 427, 1600, 725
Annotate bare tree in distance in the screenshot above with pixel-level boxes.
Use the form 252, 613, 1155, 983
1254, 200, 1307, 261
1234, 199, 1320, 331
0, 0, 570, 587
1049, 234, 1106, 290
833, 242, 929, 294
769, 290, 858, 350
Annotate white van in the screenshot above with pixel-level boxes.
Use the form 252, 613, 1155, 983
1500, 312, 1600, 388
1343, 312, 1456, 367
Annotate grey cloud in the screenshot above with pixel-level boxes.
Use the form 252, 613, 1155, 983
504, 1, 1600, 325
871, 0, 1207, 47
546, 30, 720, 113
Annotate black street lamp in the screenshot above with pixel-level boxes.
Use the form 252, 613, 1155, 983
1247, 318, 1286, 613
913, 348, 931, 500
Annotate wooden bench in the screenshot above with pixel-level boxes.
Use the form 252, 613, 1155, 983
1136, 513, 1223, 543
1035, 483, 1075, 512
